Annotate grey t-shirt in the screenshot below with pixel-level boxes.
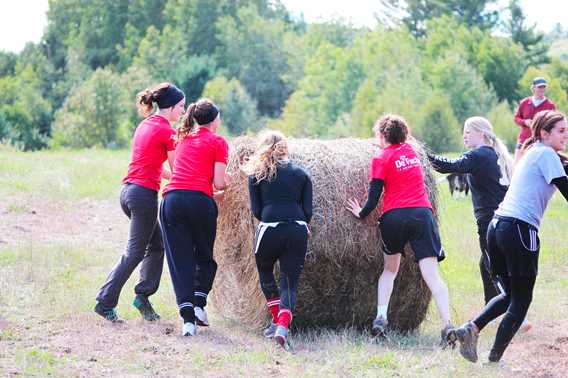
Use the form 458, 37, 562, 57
495, 143, 565, 229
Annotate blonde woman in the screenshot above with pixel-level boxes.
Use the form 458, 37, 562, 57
428, 117, 516, 305
242, 130, 313, 348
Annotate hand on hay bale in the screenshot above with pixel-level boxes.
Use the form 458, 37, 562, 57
346, 198, 362, 218
210, 136, 438, 331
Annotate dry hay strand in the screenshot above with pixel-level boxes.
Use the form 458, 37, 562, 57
211, 137, 439, 331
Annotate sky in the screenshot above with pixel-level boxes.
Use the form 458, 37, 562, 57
0, 0, 566, 53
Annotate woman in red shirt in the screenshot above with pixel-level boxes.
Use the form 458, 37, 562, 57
95, 82, 185, 323
160, 98, 230, 337
347, 114, 455, 346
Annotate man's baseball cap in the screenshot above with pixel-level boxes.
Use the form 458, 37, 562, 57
532, 77, 548, 87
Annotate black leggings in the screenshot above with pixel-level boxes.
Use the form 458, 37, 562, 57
160, 190, 218, 323
473, 216, 539, 360
254, 222, 308, 312
478, 220, 501, 304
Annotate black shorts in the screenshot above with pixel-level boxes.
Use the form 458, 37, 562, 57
487, 215, 540, 278
378, 207, 445, 262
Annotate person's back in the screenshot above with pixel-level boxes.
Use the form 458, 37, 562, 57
375, 142, 431, 215
165, 127, 228, 197
250, 162, 312, 223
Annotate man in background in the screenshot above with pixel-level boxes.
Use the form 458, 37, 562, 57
514, 77, 556, 162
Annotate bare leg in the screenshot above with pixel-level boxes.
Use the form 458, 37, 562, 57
418, 257, 451, 327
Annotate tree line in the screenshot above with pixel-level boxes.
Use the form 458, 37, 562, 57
1, 0, 567, 152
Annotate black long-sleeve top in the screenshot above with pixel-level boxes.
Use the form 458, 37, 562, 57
248, 162, 313, 223
429, 146, 508, 224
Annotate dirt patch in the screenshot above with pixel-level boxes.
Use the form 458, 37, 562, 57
0, 196, 126, 251
506, 319, 568, 378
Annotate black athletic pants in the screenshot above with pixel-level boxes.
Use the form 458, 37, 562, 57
96, 183, 164, 308
254, 222, 308, 312
477, 214, 501, 304
472, 216, 539, 361
160, 190, 218, 323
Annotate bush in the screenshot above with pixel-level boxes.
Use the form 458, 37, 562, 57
51, 68, 129, 148
416, 95, 461, 153
487, 102, 517, 151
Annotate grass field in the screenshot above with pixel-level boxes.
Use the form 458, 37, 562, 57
0, 147, 567, 377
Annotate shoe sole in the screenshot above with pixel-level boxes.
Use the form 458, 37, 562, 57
94, 309, 124, 323
456, 328, 478, 363
442, 329, 458, 349
196, 319, 209, 327
274, 335, 286, 348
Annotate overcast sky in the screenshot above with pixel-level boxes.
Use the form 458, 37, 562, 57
0, 0, 566, 53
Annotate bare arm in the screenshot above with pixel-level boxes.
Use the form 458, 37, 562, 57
161, 150, 176, 180
213, 162, 229, 190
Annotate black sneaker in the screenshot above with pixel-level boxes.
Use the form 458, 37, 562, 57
456, 322, 479, 363
488, 348, 505, 363
94, 302, 124, 323
441, 324, 457, 349
371, 316, 388, 337
133, 295, 160, 321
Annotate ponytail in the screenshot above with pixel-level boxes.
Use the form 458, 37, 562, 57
242, 130, 289, 183
137, 88, 157, 118
464, 116, 513, 186
136, 82, 185, 118
177, 102, 197, 141
177, 98, 220, 142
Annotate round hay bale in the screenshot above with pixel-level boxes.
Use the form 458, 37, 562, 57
211, 137, 439, 331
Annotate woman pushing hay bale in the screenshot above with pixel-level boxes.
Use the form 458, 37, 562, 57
210, 134, 439, 332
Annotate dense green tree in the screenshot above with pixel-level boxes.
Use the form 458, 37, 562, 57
427, 51, 496, 123
216, 5, 296, 117
506, 0, 549, 67
381, 0, 499, 37
0, 65, 52, 150
51, 68, 128, 148
0, 51, 17, 77
416, 94, 461, 152
270, 42, 363, 136
202, 76, 260, 136
487, 102, 517, 150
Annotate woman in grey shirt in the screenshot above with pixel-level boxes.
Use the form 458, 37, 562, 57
454, 110, 568, 364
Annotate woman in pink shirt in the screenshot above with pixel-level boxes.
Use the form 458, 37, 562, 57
160, 98, 230, 337
95, 83, 185, 323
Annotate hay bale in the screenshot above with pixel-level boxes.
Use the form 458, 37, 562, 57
211, 137, 438, 331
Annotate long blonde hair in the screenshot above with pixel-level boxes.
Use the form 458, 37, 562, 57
465, 116, 514, 186
242, 130, 290, 183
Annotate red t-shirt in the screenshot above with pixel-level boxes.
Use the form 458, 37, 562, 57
164, 127, 229, 197
514, 97, 556, 144
370, 143, 432, 215
123, 115, 176, 191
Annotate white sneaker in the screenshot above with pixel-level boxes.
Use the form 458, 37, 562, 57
194, 307, 209, 326
182, 322, 197, 336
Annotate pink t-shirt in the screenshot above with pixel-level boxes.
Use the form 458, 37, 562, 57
164, 127, 229, 197
370, 143, 432, 214
123, 115, 175, 191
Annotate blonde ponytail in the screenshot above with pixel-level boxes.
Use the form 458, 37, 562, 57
242, 130, 290, 183
464, 116, 514, 186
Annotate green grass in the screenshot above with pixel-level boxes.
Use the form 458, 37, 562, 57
0, 148, 567, 377
0, 148, 129, 200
